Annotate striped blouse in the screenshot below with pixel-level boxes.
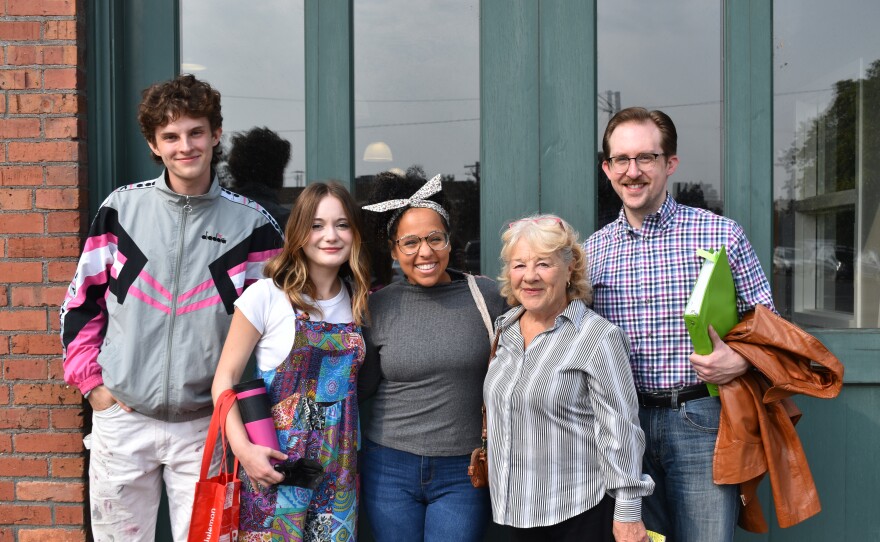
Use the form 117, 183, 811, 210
484, 300, 654, 528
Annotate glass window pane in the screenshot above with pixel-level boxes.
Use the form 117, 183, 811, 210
180, 0, 306, 188
597, 2, 722, 228
354, 1, 480, 281
773, 0, 880, 329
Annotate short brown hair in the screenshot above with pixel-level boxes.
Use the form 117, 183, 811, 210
602, 107, 677, 159
137, 74, 223, 165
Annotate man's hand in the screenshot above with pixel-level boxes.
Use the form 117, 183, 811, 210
87, 385, 133, 413
689, 325, 749, 385
613, 520, 649, 542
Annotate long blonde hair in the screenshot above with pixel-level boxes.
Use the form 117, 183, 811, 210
263, 182, 370, 325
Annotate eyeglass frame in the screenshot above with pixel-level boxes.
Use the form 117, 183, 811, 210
394, 230, 450, 255
605, 152, 666, 174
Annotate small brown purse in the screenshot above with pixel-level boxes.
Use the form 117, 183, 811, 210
465, 274, 496, 488
467, 404, 490, 487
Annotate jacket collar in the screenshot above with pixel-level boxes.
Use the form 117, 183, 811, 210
153, 170, 221, 205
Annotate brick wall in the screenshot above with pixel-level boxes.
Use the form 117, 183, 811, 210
0, 1, 88, 541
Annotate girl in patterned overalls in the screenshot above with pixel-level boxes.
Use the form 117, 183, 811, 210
213, 182, 370, 541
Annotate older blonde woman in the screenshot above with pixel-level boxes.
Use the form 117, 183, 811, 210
484, 215, 654, 542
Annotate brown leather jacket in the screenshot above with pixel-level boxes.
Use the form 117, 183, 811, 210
715, 304, 843, 532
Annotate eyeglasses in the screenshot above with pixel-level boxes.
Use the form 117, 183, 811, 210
395, 231, 450, 255
606, 153, 665, 174
508, 217, 563, 229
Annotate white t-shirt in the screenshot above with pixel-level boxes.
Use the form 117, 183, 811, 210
234, 277, 354, 371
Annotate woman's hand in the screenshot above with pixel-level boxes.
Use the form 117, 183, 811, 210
237, 441, 287, 488
613, 520, 649, 542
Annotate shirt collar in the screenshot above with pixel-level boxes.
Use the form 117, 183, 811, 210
495, 298, 588, 333
613, 192, 678, 237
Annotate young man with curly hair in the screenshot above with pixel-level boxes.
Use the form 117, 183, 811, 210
60, 74, 283, 542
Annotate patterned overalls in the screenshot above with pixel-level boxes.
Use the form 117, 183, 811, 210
238, 311, 365, 542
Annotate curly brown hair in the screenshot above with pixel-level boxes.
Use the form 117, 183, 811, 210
137, 74, 223, 165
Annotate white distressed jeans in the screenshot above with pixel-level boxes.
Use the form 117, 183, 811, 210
84, 404, 217, 542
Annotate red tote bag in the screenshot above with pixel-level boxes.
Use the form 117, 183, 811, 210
188, 389, 241, 542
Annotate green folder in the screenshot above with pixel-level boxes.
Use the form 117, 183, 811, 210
683, 246, 739, 396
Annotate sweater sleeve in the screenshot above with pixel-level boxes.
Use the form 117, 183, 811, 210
59, 206, 118, 395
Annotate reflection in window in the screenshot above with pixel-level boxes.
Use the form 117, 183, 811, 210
597, 2, 722, 228
180, 0, 305, 188
773, 0, 880, 329
354, 1, 480, 281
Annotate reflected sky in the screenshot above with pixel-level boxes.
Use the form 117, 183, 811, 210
598, 0, 722, 202
180, 0, 306, 186
354, 0, 479, 180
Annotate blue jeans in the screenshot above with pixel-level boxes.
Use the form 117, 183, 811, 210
639, 396, 739, 542
361, 439, 491, 542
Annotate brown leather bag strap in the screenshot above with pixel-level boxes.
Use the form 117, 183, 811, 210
480, 330, 501, 451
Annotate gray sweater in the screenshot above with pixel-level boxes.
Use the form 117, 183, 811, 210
360, 270, 507, 456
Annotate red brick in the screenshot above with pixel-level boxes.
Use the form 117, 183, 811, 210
0, 504, 52, 525
0, 481, 14, 500
0, 118, 41, 138
0, 69, 40, 90
46, 165, 81, 186
35, 188, 79, 209
14, 432, 84, 453
13, 383, 79, 405
50, 456, 85, 478
0, 456, 48, 477
0, 407, 49, 429
6, 46, 38, 65
0, 189, 33, 210
0, 213, 43, 234
0, 340, 8, 357
50, 456, 88, 478
12, 285, 67, 307
45, 116, 79, 138
47, 211, 82, 233
0, 310, 45, 331
0, 21, 41, 40
0, 435, 12, 453
48, 358, 64, 379
0, 528, 11, 542
7, 0, 78, 17
3, 358, 47, 379
0, 262, 42, 282
0, 166, 43, 186
55, 505, 84, 525
44, 68, 79, 90
0, 286, 7, 305
9, 93, 80, 115
7, 236, 82, 258
9, 141, 80, 162
48, 261, 77, 282
4, 457, 50, 477
19, 529, 85, 542
18, 480, 85, 502
50, 408, 83, 429
12, 334, 63, 355
45, 20, 78, 41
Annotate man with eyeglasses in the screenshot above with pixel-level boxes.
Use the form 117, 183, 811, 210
583, 107, 775, 542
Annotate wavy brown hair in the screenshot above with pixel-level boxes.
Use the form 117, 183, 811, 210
137, 74, 224, 165
264, 182, 370, 325
497, 214, 592, 307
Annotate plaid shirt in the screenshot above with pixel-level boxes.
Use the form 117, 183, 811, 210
583, 195, 775, 391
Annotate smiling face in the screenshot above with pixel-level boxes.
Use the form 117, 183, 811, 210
392, 207, 451, 288
148, 114, 221, 195
601, 120, 678, 229
508, 238, 572, 321
302, 195, 353, 275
